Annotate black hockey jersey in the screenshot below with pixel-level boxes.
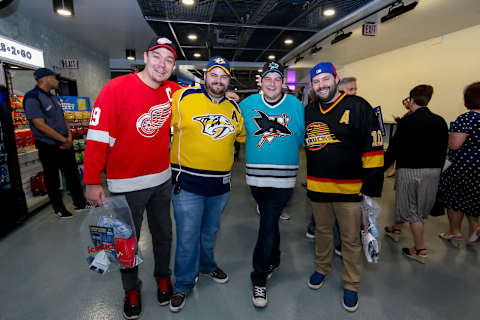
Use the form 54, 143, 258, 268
304, 92, 384, 202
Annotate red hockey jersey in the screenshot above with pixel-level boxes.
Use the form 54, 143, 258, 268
84, 73, 181, 193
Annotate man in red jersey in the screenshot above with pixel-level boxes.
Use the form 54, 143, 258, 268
84, 36, 181, 320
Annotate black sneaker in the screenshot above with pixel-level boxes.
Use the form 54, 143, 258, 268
55, 208, 73, 219
123, 290, 142, 319
266, 264, 279, 280
157, 278, 173, 306
252, 286, 267, 308
74, 203, 95, 212
169, 292, 186, 312
206, 267, 229, 283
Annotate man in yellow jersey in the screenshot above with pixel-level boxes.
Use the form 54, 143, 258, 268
168, 56, 245, 312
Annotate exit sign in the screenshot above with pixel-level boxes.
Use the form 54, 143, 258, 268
362, 22, 377, 36
62, 58, 79, 69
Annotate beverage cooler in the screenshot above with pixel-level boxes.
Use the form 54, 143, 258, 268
0, 40, 90, 234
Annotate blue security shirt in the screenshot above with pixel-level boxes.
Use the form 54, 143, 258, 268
240, 93, 305, 188
23, 86, 69, 145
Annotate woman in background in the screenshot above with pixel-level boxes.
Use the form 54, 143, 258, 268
438, 82, 480, 243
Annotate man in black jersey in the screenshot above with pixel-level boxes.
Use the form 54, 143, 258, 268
304, 62, 384, 312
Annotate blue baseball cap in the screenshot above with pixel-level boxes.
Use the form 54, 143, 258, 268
261, 61, 285, 78
310, 62, 337, 81
34, 68, 59, 80
206, 56, 231, 75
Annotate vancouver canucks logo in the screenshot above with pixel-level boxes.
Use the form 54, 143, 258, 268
252, 110, 292, 148
305, 121, 341, 150
193, 114, 235, 140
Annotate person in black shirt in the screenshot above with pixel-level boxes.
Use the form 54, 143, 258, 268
384, 84, 448, 263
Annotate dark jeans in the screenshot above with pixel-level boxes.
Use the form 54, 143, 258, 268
250, 186, 293, 286
113, 180, 172, 292
36, 142, 86, 212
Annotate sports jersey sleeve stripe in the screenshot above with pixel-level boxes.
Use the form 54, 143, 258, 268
83, 83, 116, 185
86, 129, 116, 147
362, 150, 385, 168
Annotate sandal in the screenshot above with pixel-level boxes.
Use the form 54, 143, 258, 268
402, 247, 428, 264
384, 226, 401, 242
468, 228, 480, 243
438, 232, 463, 240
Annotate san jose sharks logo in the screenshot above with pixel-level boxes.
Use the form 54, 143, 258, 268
267, 62, 279, 70
193, 114, 235, 140
252, 110, 292, 148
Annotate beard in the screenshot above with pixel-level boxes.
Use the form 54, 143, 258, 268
314, 82, 338, 103
205, 81, 227, 97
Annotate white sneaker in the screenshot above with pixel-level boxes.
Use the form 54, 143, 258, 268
252, 286, 267, 308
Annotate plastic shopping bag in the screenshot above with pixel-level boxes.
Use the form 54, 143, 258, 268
361, 196, 381, 264
80, 196, 142, 274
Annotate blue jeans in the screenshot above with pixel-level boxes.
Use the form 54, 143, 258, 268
172, 188, 230, 293
250, 186, 293, 286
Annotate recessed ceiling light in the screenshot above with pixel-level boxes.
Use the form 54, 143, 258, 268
284, 39, 293, 45
193, 53, 201, 58
268, 55, 275, 60
323, 8, 335, 16
257, 69, 262, 73
56, 8, 72, 16
53, 0, 74, 17
188, 34, 198, 40
182, 0, 195, 5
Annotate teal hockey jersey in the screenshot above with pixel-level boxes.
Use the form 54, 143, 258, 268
240, 93, 305, 188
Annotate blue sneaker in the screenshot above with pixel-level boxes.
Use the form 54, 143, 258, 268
342, 289, 359, 312
307, 271, 325, 289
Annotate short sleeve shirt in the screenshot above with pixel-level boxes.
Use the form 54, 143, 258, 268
23, 86, 68, 145
449, 111, 480, 160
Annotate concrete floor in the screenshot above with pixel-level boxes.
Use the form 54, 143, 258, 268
1, 151, 479, 320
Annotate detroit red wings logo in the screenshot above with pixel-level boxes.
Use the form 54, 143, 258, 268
136, 102, 171, 138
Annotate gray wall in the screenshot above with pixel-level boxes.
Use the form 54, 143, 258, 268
0, 9, 110, 102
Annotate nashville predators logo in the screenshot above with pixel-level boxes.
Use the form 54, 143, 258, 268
305, 122, 341, 150
193, 114, 235, 140
213, 57, 226, 64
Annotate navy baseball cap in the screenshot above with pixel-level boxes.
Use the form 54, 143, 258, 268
261, 61, 285, 78
34, 68, 59, 80
310, 62, 337, 81
206, 56, 231, 75
147, 36, 178, 59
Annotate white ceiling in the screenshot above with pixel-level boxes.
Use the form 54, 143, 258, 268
292, 0, 480, 70
10, 0, 480, 73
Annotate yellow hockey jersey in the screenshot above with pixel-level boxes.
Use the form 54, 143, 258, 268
170, 85, 245, 196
